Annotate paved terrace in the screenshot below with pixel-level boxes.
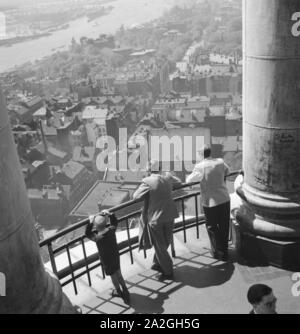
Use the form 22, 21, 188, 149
61, 226, 300, 314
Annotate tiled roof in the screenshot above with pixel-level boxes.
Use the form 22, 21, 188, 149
82, 106, 108, 119
61, 160, 86, 180
70, 181, 139, 218
23, 96, 43, 108
105, 170, 148, 183
48, 146, 68, 159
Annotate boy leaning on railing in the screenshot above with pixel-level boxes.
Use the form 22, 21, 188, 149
85, 210, 130, 304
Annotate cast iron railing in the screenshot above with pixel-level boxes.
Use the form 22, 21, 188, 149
39, 171, 240, 295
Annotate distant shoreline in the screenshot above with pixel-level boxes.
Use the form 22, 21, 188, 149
0, 0, 179, 74
0, 32, 52, 48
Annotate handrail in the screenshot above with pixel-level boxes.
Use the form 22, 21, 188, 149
39, 169, 241, 293
55, 192, 206, 283
39, 182, 199, 246
39, 170, 241, 247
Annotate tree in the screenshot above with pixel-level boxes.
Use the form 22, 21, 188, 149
72, 63, 90, 78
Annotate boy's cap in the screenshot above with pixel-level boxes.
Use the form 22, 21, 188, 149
90, 215, 107, 231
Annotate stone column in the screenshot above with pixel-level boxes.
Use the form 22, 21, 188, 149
0, 88, 77, 314
236, 0, 300, 269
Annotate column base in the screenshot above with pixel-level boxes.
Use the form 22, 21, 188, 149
31, 269, 79, 314
233, 219, 300, 271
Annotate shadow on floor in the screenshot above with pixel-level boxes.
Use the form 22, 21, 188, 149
123, 252, 235, 314
173, 262, 235, 289
129, 292, 168, 314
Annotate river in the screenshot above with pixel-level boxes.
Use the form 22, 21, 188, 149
0, 0, 181, 73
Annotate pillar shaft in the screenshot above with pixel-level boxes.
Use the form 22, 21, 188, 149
238, 0, 300, 239
0, 88, 75, 313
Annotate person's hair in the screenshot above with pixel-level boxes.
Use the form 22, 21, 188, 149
148, 160, 162, 174
203, 145, 211, 159
247, 284, 273, 305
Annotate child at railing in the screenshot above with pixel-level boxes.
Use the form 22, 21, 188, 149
85, 210, 130, 304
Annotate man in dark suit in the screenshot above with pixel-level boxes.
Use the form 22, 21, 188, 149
247, 284, 278, 314
133, 161, 182, 280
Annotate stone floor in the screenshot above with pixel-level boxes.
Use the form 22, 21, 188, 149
63, 226, 300, 314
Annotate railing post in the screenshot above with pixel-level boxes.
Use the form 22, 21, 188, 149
66, 246, 78, 295
171, 235, 176, 258
81, 238, 92, 287
195, 195, 200, 239
181, 199, 187, 243
125, 219, 134, 265
47, 243, 58, 277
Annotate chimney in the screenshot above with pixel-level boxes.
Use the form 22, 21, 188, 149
39, 119, 48, 153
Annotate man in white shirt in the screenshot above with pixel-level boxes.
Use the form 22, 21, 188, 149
186, 145, 231, 260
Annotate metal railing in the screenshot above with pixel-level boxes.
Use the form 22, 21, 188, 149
39, 171, 240, 295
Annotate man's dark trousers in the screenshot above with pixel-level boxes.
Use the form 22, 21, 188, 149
203, 201, 230, 257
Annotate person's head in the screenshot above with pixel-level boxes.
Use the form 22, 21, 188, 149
247, 284, 277, 314
203, 145, 211, 159
89, 212, 109, 233
198, 145, 211, 160
147, 160, 162, 174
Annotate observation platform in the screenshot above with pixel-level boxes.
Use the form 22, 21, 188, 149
61, 226, 299, 314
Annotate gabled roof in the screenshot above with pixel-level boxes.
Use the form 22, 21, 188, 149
32, 160, 47, 168
82, 106, 108, 120
42, 122, 57, 136
48, 146, 68, 159
61, 160, 86, 180
57, 98, 70, 104
33, 107, 47, 117
31, 142, 46, 155
41, 114, 73, 135
8, 104, 30, 116
28, 188, 61, 200
22, 96, 43, 108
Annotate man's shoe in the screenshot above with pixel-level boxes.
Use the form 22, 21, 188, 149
214, 251, 228, 261
110, 288, 122, 298
151, 263, 163, 272
157, 273, 174, 281
74, 305, 83, 314
122, 289, 131, 305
